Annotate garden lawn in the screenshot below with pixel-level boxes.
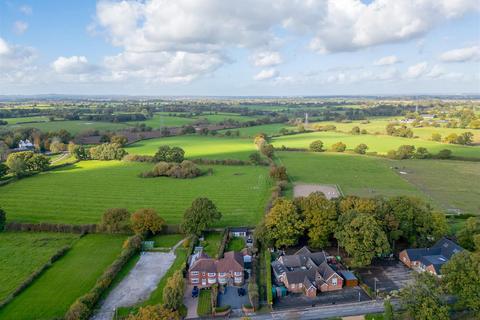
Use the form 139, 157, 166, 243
277, 151, 421, 198
0, 161, 272, 226
272, 131, 480, 159
0, 234, 125, 320
150, 234, 184, 248
202, 232, 223, 258
126, 135, 257, 160
197, 289, 212, 317
0, 232, 78, 303
390, 159, 480, 215
226, 237, 245, 252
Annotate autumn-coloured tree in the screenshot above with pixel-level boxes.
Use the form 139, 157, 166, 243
163, 270, 185, 311
264, 198, 305, 248
100, 208, 131, 233
127, 305, 180, 320
130, 208, 165, 235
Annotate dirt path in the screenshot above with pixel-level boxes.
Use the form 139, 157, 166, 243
91, 239, 184, 320
293, 183, 341, 199
50, 152, 69, 164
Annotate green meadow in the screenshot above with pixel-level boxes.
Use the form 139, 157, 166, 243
126, 135, 257, 160
0, 161, 272, 226
0, 232, 78, 302
272, 131, 480, 159
0, 234, 125, 320
277, 151, 421, 198
219, 123, 294, 137
390, 159, 480, 215
2, 119, 130, 134
128, 113, 195, 128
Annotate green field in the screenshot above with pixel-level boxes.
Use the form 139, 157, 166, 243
150, 234, 184, 248
0, 232, 78, 302
277, 151, 421, 198
219, 123, 293, 137
310, 118, 480, 143
272, 131, 480, 159
126, 135, 258, 160
1, 119, 130, 134
0, 234, 125, 320
2, 116, 51, 124
128, 113, 195, 128
0, 161, 272, 226
390, 159, 480, 214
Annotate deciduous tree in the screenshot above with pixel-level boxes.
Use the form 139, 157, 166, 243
309, 140, 324, 152
127, 305, 180, 320
130, 208, 165, 235
163, 270, 185, 311
331, 141, 346, 152
264, 198, 305, 248
456, 217, 480, 251
181, 198, 221, 236
100, 208, 131, 233
353, 143, 368, 154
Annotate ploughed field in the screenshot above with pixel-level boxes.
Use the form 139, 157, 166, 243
126, 135, 258, 160
272, 131, 480, 159
0, 234, 125, 320
0, 161, 272, 226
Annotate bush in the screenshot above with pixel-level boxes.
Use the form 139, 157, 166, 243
153, 146, 185, 163
5, 222, 97, 234
436, 149, 453, 159
249, 152, 262, 165
89, 143, 127, 160
331, 141, 346, 152
122, 154, 154, 162
248, 282, 259, 310
0, 207, 5, 232
141, 160, 202, 179
354, 143, 368, 154
100, 208, 131, 233
309, 140, 324, 152
269, 166, 288, 181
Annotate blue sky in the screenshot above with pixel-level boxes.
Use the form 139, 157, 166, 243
0, 0, 479, 95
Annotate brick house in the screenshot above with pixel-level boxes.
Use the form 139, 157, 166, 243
399, 237, 463, 276
271, 247, 343, 297
189, 251, 244, 287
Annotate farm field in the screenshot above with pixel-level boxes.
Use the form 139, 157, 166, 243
2, 116, 51, 124
1, 119, 130, 134
0, 232, 78, 303
272, 131, 480, 159
219, 123, 294, 137
0, 161, 272, 226
126, 135, 257, 160
390, 159, 480, 215
0, 234, 125, 320
277, 151, 422, 199
128, 113, 195, 128
310, 118, 480, 143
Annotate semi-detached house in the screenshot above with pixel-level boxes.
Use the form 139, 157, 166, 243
189, 251, 244, 287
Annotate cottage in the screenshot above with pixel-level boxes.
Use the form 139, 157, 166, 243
230, 227, 248, 237
188, 251, 244, 287
17, 139, 35, 151
399, 237, 463, 276
271, 247, 343, 297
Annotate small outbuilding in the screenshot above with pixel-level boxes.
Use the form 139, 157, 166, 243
230, 227, 248, 237
339, 270, 358, 287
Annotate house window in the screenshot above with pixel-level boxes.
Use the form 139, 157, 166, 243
219, 278, 227, 284
234, 272, 242, 276
299, 283, 303, 288
219, 272, 226, 277
291, 284, 296, 289
332, 277, 338, 286
234, 277, 242, 283
208, 278, 217, 284
208, 273, 216, 277
191, 278, 199, 284
191, 271, 199, 276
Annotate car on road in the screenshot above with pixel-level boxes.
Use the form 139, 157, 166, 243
192, 286, 199, 298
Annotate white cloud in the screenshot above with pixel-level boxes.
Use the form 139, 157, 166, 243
52, 56, 95, 74
439, 46, 480, 62
254, 68, 279, 81
251, 51, 282, 67
405, 62, 429, 79
373, 55, 401, 66
19, 5, 32, 15
13, 21, 29, 35
426, 65, 445, 78
0, 38, 36, 71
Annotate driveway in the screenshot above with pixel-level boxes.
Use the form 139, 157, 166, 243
356, 259, 414, 293
91, 239, 184, 320
218, 285, 250, 310
184, 285, 199, 319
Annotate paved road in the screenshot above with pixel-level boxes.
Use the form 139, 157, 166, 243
230, 300, 398, 320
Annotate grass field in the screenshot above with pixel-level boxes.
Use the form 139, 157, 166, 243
128, 113, 195, 128
150, 234, 184, 248
390, 159, 480, 215
0, 234, 125, 320
310, 117, 480, 143
219, 123, 293, 138
126, 135, 258, 160
2, 116, 51, 124
201, 232, 223, 258
277, 151, 421, 198
0, 161, 272, 226
1, 119, 130, 134
0, 232, 78, 302
272, 131, 480, 159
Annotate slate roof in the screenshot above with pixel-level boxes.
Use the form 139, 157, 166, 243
404, 237, 464, 275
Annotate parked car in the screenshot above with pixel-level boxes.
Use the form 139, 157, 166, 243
192, 286, 199, 298
237, 287, 246, 296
